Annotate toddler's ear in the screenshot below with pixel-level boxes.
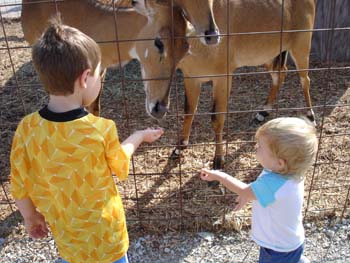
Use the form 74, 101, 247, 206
278, 158, 287, 171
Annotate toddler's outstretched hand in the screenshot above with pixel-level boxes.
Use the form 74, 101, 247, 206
201, 169, 255, 207
141, 127, 164, 143
200, 168, 225, 182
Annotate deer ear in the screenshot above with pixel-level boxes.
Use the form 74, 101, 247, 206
132, 0, 151, 16
183, 39, 189, 53
174, 36, 189, 62
173, 7, 189, 59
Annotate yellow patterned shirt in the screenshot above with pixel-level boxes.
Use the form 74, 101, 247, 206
10, 107, 130, 263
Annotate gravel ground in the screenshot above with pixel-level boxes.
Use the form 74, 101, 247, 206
1, 217, 349, 263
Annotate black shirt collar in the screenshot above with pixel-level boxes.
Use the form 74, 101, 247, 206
39, 105, 89, 122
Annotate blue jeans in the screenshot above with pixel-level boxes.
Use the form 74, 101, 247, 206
61, 253, 129, 263
259, 243, 304, 263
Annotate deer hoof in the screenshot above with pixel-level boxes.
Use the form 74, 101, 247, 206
306, 111, 317, 126
213, 156, 224, 170
170, 148, 181, 159
255, 111, 269, 123
170, 141, 189, 160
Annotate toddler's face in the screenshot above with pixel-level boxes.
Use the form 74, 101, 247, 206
256, 135, 284, 173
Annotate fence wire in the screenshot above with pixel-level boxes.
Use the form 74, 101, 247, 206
0, 0, 349, 259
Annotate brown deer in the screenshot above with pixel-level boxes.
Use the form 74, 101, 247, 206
145, 0, 316, 169
131, 0, 220, 45
21, 0, 189, 117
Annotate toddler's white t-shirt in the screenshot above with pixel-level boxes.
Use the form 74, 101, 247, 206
250, 169, 304, 252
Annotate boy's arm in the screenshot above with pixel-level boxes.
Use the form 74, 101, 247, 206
121, 128, 164, 157
200, 169, 256, 201
16, 198, 37, 219
16, 198, 49, 239
121, 131, 145, 158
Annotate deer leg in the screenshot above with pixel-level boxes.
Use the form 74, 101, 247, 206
255, 51, 288, 123
87, 68, 107, 116
290, 49, 315, 125
211, 76, 232, 170
171, 78, 201, 158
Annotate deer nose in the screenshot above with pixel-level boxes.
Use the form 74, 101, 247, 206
151, 101, 168, 119
204, 30, 219, 45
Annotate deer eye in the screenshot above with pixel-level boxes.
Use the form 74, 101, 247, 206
154, 37, 164, 54
131, 0, 138, 6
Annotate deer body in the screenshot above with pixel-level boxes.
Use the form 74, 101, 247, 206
22, 0, 188, 116
176, 0, 316, 169
22, 1, 147, 68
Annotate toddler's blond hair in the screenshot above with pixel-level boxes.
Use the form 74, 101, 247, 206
256, 117, 318, 180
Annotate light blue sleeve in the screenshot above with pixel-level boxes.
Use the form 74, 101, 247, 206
250, 171, 287, 207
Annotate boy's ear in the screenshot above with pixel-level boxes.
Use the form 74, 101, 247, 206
78, 69, 91, 89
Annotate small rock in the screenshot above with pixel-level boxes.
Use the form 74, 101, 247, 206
0, 238, 5, 247
134, 241, 142, 249
325, 230, 335, 238
198, 232, 214, 242
323, 242, 330, 248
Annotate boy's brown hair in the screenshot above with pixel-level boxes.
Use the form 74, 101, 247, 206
32, 16, 101, 95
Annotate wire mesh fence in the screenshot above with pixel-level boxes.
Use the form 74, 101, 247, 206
0, 0, 349, 258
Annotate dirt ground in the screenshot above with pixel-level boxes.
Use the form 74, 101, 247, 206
1, 18, 349, 244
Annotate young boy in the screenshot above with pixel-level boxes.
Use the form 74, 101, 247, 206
10, 19, 163, 263
200, 117, 318, 263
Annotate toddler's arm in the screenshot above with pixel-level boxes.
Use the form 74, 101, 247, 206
121, 128, 164, 157
200, 168, 256, 205
15, 197, 49, 239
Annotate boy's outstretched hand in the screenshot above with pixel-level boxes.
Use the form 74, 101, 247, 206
122, 127, 164, 157
141, 127, 164, 143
